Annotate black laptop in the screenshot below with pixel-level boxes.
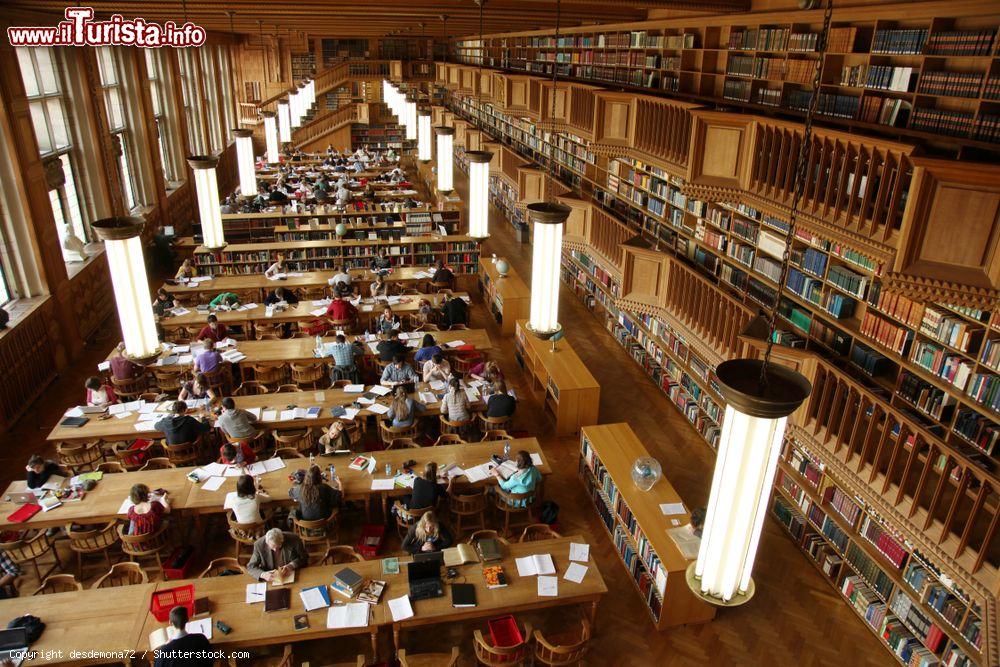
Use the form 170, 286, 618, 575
0, 627, 28, 662
407, 553, 444, 601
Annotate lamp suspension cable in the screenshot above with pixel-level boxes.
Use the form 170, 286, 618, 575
547, 0, 561, 198
442, 15, 448, 63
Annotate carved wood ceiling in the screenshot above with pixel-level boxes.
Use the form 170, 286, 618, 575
6, 0, 750, 38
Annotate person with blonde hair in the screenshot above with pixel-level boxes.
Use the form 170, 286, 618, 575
401, 510, 453, 554
439, 376, 471, 423
386, 385, 422, 428
175, 258, 196, 281
469, 360, 504, 384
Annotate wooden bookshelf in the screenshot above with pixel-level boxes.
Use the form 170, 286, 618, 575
514, 320, 600, 437
191, 235, 480, 276
351, 123, 404, 149
211, 207, 463, 243
478, 257, 529, 336
578, 423, 716, 629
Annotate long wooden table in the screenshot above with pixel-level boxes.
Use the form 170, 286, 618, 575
1, 440, 549, 530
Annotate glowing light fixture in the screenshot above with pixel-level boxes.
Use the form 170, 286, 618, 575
232, 128, 256, 197
435, 126, 454, 193
417, 108, 432, 162
404, 94, 417, 141
277, 99, 291, 143
466, 150, 492, 239
187, 155, 225, 250
290, 87, 302, 129
261, 111, 279, 164
526, 202, 569, 338
92, 217, 161, 363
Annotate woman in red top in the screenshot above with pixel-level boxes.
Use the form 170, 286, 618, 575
197, 314, 228, 343
220, 441, 257, 466
325, 296, 358, 322
127, 484, 170, 535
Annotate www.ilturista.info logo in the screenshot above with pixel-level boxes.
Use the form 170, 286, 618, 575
7, 7, 207, 48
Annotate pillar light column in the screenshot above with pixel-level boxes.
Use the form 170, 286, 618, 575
435, 126, 454, 193
289, 88, 302, 129
299, 82, 310, 121
688, 358, 811, 605
92, 217, 161, 363
277, 100, 291, 143
465, 151, 493, 239
526, 203, 570, 338
417, 109, 432, 162
187, 155, 226, 250
404, 95, 417, 141
232, 128, 256, 197
261, 111, 279, 164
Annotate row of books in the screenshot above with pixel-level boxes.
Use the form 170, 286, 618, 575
973, 115, 1000, 145
918, 71, 985, 99
979, 339, 1000, 371
890, 589, 945, 653
920, 306, 984, 353
861, 310, 913, 356
858, 96, 913, 128
819, 512, 850, 554
725, 55, 786, 80
952, 408, 999, 455
859, 515, 909, 569
910, 108, 976, 139
846, 542, 896, 598
911, 342, 974, 391
868, 282, 924, 329
924, 29, 995, 57
787, 90, 860, 120
863, 65, 918, 93
965, 372, 1000, 412
897, 371, 956, 421
871, 28, 929, 55
828, 265, 868, 298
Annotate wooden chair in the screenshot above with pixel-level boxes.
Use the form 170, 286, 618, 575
254, 321, 284, 340
274, 383, 301, 393
110, 439, 163, 471
33, 573, 83, 595
66, 521, 120, 578
320, 546, 365, 565
118, 524, 171, 578
292, 510, 340, 558
466, 529, 510, 547
451, 354, 484, 375
139, 457, 176, 470
138, 392, 162, 404
235, 430, 271, 459
518, 524, 561, 543
92, 561, 149, 588
474, 620, 532, 666
479, 417, 513, 437
433, 433, 466, 446
198, 557, 244, 577
450, 490, 487, 538
398, 647, 460, 667
291, 362, 326, 389
446, 323, 469, 331
274, 447, 307, 459
386, 437, 421, 450
2, 530, 61, 581
234, 381, 269, 396
96, 461, 127, 474
203, 366, 232, 396
56, 440, 104, 473
330, 379, 352, 389
494, 485, 541, 538
152, 369, 185, 396
534, 620, 591, 666
227, 511, 270, 563
392, 503, 432, 539
440, 415, 473, 439
272, 428, 313, 456
164, 438, 204, 467
430, 280, 452, 292
379, 421, 421, 448
111, 375, 148, 402
248, 362, 286, 390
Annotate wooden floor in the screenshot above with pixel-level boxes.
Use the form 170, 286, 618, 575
2, 167, 894, 666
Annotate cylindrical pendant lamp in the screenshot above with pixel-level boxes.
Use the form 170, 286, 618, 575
405, 95, 417, 141
233, 128, 256, 197
262, 111, 279, 164
277, 99, 291, 143
435, 126, 454, 193
466, 150, 493, 239
187, 155, 225, 250
526, 202, 569, 338
417, 108, 432, 162
289, 87, 302, 129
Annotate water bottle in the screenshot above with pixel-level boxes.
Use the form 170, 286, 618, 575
503, 441, 510, 461
385, 462, 392, 476
309, 453, 316, 468
329, 464, 336, 480
315, 335, 323, 356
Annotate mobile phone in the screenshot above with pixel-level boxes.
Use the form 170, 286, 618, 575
215, 620, 232, 634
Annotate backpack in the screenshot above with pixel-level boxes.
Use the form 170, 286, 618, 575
539, 500, 559, 525
8, 614, 45, 643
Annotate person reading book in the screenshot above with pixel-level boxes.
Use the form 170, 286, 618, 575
491, 450, 542, 507
223, 474, 264, 524
152, 605, 213, 667
319, 420, 351, 453
127, 483, 170, 535
401, 511, 453, 555
288, 465, 342, 521
247, 528, 308, 582
399, 462, 452, 511
219, 441, 256, 467
84, 376, 117, 408
25, 454, 67, 490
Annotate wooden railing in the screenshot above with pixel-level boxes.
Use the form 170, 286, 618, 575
255, 61, 394, 116
292, 103, 369, 148
237, 102, 260, 126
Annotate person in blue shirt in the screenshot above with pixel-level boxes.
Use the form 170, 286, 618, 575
492, 450, 542, 507
413, 333, 442, 364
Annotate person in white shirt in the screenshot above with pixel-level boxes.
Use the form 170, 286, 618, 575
328, 266, 352, 292
422, 354, 452, 384
264, 254, 288, 278
224, 474, 265, 524
336, 184, 351, 207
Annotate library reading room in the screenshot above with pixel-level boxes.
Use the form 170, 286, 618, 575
0, 0, 999, 664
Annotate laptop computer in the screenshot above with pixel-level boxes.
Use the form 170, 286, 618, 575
4, 492, 37, 504
0, 627, 28, 662
407, 554, 444, 601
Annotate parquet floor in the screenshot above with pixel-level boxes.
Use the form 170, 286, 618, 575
1, 165, 893, 666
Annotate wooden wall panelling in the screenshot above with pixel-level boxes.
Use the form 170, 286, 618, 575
435, 62, 449, 86
592, 91, 635, 150
0, 303, 58, 433
481, 140, 503, 175
497, 145, 523, 184
567, 83, 599, 140
478, 70, 495, 102
466, 128, 484, 152
458, 67, 476, 95
453, 119, 469, 147
631, 95, 698, 177
504, 75, 532, 114
886, 157, 1000, 310
586, 205, 630, 270
518, 166, 548, 209
684, 109, 756, 199
621, 237, 670, 309
167, 182, 195, 237
557, 194, 593, 245
68, 254, 114, 342
538, 81, 570, 127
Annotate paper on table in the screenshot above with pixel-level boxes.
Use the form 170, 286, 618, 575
246, 407, 262, 419
418, 392, 437, 404
117, 498, 134, 514
537, 576, 558, 597
64, 406, 85, 418
139, 402, 157, 414
515, 554, 556, 577
569, 543, 590, 562
263, 458, 285, 472
464, 388, 479, 402
309, 308, 327, 317
279, 409, 296, 421
564, 563, 588, 584
300, 586, 329, 611
445, 340, 466, 348
244, 462, 267, 476
114, 411, 133, 420
223, 466, 243, 477
97, 360, 111, 372
463, 464, 491, 483
530, 453, 543, 466
367, 403, 390, 415
203, 462, 227, 476
245, 582, 266, 603
201, 476, 226, 492
134, 422, 157, 432
387, 595, 414, 621
108, 403, 127, 415
356, 396, 375, 406
659, 502, 686, 516
326, 602, 369, 629
262, 410, 278, 422
186, 618, 213, 639
369, 385, 391, 396
342, 407, 360, 421
429, 380, 446, 391
344, 384, 365, 393
371, 478, 396, 491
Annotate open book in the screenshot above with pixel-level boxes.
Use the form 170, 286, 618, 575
149, 618, 213, 650
443, 543, 478, 567
515, 553, 556, 577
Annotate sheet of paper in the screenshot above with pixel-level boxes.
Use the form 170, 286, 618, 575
464, 388, 479, 402
659, 502, 686, 516
445, 340, 466, 348
97, 360, 111, 372
530, 452, 543, 466
564, 563, 588, 584
203, 462, 227, 476
418, 392, 437, 404
367, 403, 390, 415
139, 402, 157, 414
262, 410, 278, 422
366, 456, 377, 474
327, 602, 369, 629
245, 582, 266, 604
134, 422, 157, 432
201, 476, 226, 492
223, 466, 243, 477
300, 586, 329, 611
344, 384, 365, 393
366, 342, 379, 354
108, 403, 127, 415
185, 618, 213, 639
64, 406, 84, 418
463, 463, 491, 483
117, 498, 134, 515
357, 396, 375, 406
279, 409, 296, 421
371, 478, 396, 491
429, 380, 446, 391
369, 385, 391, 396
387, 595, 414, 622
533, 554, 556, 575
246, 407, 262, 419
309, 308, 327, 317
114, 411, 133, 420
263, 458, 285, 472
245, 462, 267, 476
569, 543, 590, 562
342, 407, 360, 421
537, 576, 558, 597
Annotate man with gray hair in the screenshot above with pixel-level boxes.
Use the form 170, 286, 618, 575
246, 528, 308, 581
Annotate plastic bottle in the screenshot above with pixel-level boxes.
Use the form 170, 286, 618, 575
314, 335, 323, 356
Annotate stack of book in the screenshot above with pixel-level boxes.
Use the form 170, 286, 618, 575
331, 567, 364, 599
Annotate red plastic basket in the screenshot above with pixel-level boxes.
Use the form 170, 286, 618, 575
150, 584, 195, 622
488, 615, 524, 648
355, 524, 385, 559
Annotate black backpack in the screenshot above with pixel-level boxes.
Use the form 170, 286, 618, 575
8, 614, 45, 644
539, 500, 559, 525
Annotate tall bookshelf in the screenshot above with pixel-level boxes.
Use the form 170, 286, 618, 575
351, 123, 404, 150
273, 210, 461, 241
578, 423, 716, 630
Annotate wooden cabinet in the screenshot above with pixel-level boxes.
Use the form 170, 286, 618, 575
518, 166, 547, 209
478, 257, 529, 335
557, 194, 592, 245
514, 320, 600, 437
593, 91, 635, 149
684, 109, 755, 197
621, 236, 670, 310
538, 81, 570, 125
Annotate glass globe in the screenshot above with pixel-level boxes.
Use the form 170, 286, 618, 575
335, 222, 347, 237
495, 258, 510, 277
631, 457, 662, 491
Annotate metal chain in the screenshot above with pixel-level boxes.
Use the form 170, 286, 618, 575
547, 0, 562, 199
759, 0, 834, 390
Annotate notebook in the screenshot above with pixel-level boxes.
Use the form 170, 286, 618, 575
264, 587, 291, 612
476, 538, 503, 562
6, 504, 41, 523
299, 585, 331, 611
450, 583, 477, 608
60, 417, 90, 428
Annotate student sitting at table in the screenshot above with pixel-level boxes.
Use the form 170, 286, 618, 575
288, 465, 343, 522
399, 462, 452, 511
369, 249, 392, 273
264, 253, 288, 279
422, 353, 452, 385
401, 511, 453, 555
380, 353, 419, 387
385, 385, 423, 428
328, 334, 362, 382
127, 483, 170, 535
486, 380, 517, 419
152, 288, 176, 318
414, 298, 434, 327
325, 294, 358, 322
197, 314, 228, 343
413, 333, 442, 363
469, 360, 504, 384
265, 286, 299, 306
220, 441, 257, 467
431, 260, 454, 287
440, 293, 469, 328
110, 342, 143, 381
247, 528, 309, 582
175, 258, 197, 281
153, 605, 214, 667
440, 376, 472, 423
85, 376, 117, 407
491, 450, 542, 506
369, 273, 388, 299
224, 475, 264, 524
193, 338, 223, 375
178, 374, 216, 403
209, 292, 239, 309
375, 306, 401, 335
155, 401, 212, 445
0, 549, 21, 600
328, 265, 352, 292
319, 420, 352, 453
25, 455, 67, 490
216, 397, 260, 440
376, 330, 408, 362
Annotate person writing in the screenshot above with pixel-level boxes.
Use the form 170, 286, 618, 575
288, 465, 343, 521
326, 294, 358, 323
127, 483, 170, 535
220, 441, 257, 467
422, 353, 452, 385
376, 330, 408, 362
440, 376, 472, 423
491, 450, 542, 506
197, 315, 228, 343
264, 286, 299, 306
152, 288, 176, 318
327, 334, 362, 382
414, 298, 434, 327
193, 338, 223, 375
375, 306, 400, 335
109, 342, 143, 381
152, 605, 213, 667
85, 376, 117, 407
385, 385, 422, 428
413, 333, 442, 364
486, 379, 517, 419
319, 420, 352, 453
369, 249, 392, 273
216, 397, 260, 440
264, 253, 288, 279
178, 374, 216, 403
380, 354, 419, 387
25, 455, 67, 490
209, 292, 240, 309
246, 528, 308, 582
154, 401, 212, 445
401, 511, 453, 555
469, 360, 504, 384
224, 474, 265, 524
175, 259, 196, 281
399, 462, 452, 511
369, 273, 388, 299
